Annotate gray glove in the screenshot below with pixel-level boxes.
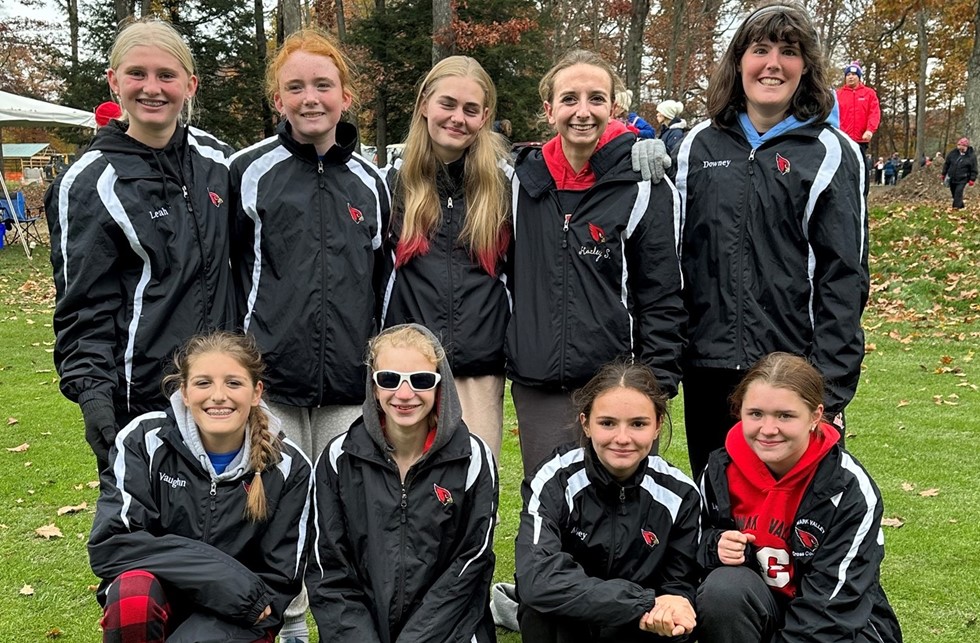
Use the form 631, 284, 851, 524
631, 138, 671, 183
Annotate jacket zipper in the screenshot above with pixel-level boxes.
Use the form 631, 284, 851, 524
445, 195, 455, 362
560, 210, 572, 385
607, 485, 626, 577
203, 479, 217, 542
182, 183, 213, 329
736, 148, 757, 368
392, 458, 414, 626
316, 158, 327, 405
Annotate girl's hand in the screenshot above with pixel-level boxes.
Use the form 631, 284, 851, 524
718, 530, 756, 565
639, 594, 696, 636
254, 605, 272, 624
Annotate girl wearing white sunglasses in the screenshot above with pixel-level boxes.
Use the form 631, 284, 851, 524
307, 323, 498, 642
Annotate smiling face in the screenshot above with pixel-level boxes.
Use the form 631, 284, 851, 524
374, 345, 438, 437
274, 50, 352, 153
739, 38, 805, 130
107, 44, 197, 146
544, 63, 614, 158
181, 351, 263, 453
582, 387, 661, 482
421, 75, 489, 163
740, 381, 823, 478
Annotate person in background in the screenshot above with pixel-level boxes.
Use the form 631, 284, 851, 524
94, 101, 122, 129
46, 18, 236, 476
696, 352, 902, 643
507, 49, 685, 476
381, 56, 511, 459
88, 332, 312, 643
492, 117, 513, 146
655, 100, 687, 154
941, 137, 977, 209
673, 1, 867, 477
614, 89, 656, 139
306, 324, 498, 643
836, 60, 879, 194
883, 153, 897, 185
515, 360, 700, 642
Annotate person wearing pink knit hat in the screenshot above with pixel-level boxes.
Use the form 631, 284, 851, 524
93, 101, 122, 128
942, 137, 977, 209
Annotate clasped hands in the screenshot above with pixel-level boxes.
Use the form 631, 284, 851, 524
639, 594, 696, 637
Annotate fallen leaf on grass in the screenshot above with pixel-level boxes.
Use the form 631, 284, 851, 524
73, 484, 83, 491
881, 517, 905, 528
897, 400, 909, 407
87, 585, 99, 592
918, 488, 940, 497
6, 417, 17, 425
6, 443, 29, 453
35, 524, 63, 539
57, 502, 88, 516
46, 627, 63, 639
20, 585, 34, 596
901, 482, 915, 492
933, 395, 943, 405
865, 342, 876, 352
86, 481, 99, 489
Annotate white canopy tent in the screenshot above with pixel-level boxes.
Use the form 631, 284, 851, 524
0, 90, 96, 258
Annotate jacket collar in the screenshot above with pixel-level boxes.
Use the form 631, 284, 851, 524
276, 119, 358, 165
515, 130, 637, 199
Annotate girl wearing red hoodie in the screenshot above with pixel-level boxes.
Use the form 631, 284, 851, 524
507, 49, 685, 475
697, 352, 902, 643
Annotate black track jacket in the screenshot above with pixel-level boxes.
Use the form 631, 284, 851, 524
699, 443, 903, 643
674, 120, 869, 414
229, 121, 390, 407
507, 134, 685, 395
88, 393, 313, 636
381, 158, 511, 377
516, 442, 701, 630
46, 122, 235, 419
307, 324, 498, 642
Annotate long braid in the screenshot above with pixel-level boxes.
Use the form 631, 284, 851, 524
244, 404, 281, 522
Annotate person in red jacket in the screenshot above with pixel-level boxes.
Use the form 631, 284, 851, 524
836, 61, 879, 192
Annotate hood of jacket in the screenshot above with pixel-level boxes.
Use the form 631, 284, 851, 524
359, 323, 466, 463
168, 390, 284, 481
276, 119, 358, 165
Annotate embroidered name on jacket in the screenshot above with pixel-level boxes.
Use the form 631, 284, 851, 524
579, 222, 611, 262
703, 160, 732, 168
159, 472, 187, 489
150, 207, 170, 219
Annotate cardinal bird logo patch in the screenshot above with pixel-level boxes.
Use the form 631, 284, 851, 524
208, 190, 224, 207
588, 222, 606, 243
433, 483, 454, 506
348, 202, 364, 224
776, 153, 791, 175
641, 529, 660, 548
795, 526, 820, 552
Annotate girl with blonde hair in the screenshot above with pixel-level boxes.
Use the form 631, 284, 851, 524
380, 55, 511, 457
46, 17, 236, 477
88, 331, 313, 642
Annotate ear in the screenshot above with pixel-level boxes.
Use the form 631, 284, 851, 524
342, 88, 353, 112
273, 93, 285, 115
478, 106, 490, 130
251, 380, 264, 408
544, 101, 557, 126
579, 412, 590, 437
651, 415, 663, 440
812, 404, 824, 427
186, 74, 199, 98
107, 69, 120, 97
180, 384, 190, 407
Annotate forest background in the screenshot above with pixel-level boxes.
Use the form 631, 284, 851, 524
0, 0, 978, 167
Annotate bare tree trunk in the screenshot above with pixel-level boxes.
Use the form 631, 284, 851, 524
281, 0, 303, 35
375, 0, 388, 166
964, 0, 980, 143
432, 0, 453, 65
255, 0, 274, 138
114, 0, 130, 23
335, 0, 346, 41
913, 5, 927, 172
141, 0, 151, 15
624, 0, 650, 106
663, 0, 686, 97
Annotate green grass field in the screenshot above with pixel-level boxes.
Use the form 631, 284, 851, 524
1, 202, 978, 641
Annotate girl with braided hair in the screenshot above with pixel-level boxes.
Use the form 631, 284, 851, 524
88, 331, 313, 643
